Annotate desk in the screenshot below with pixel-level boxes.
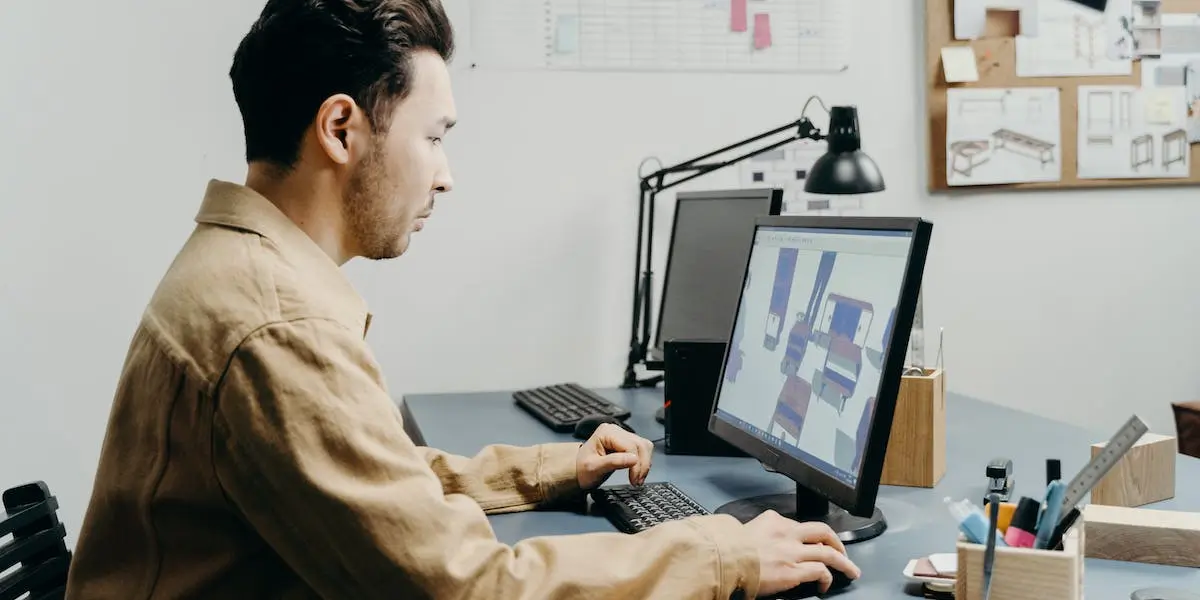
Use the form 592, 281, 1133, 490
403, 388, 1200, 598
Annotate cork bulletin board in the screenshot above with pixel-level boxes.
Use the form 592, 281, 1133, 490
926, 0, 1200, 191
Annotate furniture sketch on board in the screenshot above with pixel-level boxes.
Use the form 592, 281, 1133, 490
1163, 128, 1187, 168
957, 94, 1007, 116
1131, 133, 1153, 169
991, 129, 1055, 166
949, 140, 990, 177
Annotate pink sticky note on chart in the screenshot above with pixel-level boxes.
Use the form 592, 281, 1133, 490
754, 13, 772, 49
731, 0, 748, 32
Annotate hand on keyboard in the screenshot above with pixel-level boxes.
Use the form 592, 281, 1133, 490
576, 422, 655, 489
746, 511, 860, 598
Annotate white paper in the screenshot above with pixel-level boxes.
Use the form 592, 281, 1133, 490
1016, 0, 1131, 77
946, 87, 1062, 186
1109, 0, 1161, 59
1139, 53, 1200, 142
1077, 85, 1190, 178
955, 0, 1039, 40
942, 46, 980, 82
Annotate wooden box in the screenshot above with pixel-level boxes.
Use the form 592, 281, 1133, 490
1090, 433, 1176, 507
955, 526, 1084, 600
881, 368, 946, 487
1084, 504, 1200, 568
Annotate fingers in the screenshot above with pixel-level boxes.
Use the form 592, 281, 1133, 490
793, 521, 847, 555
594, 424, 654, 485
795, 543, 861, 580
595, 452, 639, 471
791, 562, 834, 594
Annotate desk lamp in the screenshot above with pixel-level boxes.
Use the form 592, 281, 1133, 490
623, 97, 886, 389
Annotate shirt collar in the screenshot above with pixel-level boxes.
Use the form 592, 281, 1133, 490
194, 179, 373, 338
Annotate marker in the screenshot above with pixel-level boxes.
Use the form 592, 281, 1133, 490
1048, 508, 1082, 551
1004, 497, 1040, 548
1046, 459, 1061, 487
1034, 480, 1066, 549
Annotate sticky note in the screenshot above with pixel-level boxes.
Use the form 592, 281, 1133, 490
554, 15, 580, 55
1144, 89, 1176, 124
753, 13, 772, 49
941, 46, 979, 83
731, 0, 748, 32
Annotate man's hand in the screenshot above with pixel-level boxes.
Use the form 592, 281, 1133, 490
576, 423, 654, 490
747, 511, 862, 597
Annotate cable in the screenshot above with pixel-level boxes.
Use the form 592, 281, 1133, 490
800, 94, 830, 122
637, 156, 665, 179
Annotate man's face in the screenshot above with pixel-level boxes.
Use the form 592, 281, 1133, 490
344, 50, 456, 260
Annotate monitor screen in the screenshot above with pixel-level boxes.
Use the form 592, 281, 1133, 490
712, 224, 915, 490
654, 189, 782, 357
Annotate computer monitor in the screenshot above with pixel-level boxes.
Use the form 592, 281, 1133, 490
707, 215, 932, 543
651, 188, 784, 363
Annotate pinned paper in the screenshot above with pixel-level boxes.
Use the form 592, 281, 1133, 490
1144, 89, 1177, 124
554, 15, 580, 55
941, 46, 980, 82
731, 0, 747, 32
753, 13, 772, 49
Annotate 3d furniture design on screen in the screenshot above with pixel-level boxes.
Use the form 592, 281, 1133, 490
1132, 133, 1153, 170
816, 294, 874, 415
949, 140, 990, 177
1163, 128, 1187, 169
991, 128, 1056, 166
834, 395, 876, 473
780, 252, 836, 377
768, 374, 814, 440
763, 248, 799, 351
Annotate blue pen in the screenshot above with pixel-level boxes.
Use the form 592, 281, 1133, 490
1034, 480, 1065, 549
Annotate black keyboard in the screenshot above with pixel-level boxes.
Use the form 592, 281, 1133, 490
512, 383, 631, 433
590, 482, 710, 533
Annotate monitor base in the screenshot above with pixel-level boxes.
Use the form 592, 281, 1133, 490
714, 484, 887, 544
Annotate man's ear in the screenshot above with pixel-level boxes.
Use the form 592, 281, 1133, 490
314, 94, 366, 166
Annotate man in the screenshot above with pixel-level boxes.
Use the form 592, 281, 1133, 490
65, 1, 861, 598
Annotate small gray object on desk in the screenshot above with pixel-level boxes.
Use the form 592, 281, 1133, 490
402, 388, 1200, 599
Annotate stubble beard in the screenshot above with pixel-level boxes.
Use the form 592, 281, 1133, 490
344, 139, 408, 261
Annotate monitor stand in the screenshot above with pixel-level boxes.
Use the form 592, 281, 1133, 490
714, 483, 887, 544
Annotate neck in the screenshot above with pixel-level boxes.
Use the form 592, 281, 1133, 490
245, 161, 351, 265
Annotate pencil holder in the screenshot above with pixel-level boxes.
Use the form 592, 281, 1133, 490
881, 368, 946, 487
954, 525, 1084, 600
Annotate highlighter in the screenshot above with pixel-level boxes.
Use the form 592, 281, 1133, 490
1034, 480, 1066, 549
1004, 496, 1040, 548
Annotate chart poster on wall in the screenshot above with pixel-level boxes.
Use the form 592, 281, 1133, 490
1076, 85, 1190, 179
467, 0, 851, 72
945, 87, 1063, 187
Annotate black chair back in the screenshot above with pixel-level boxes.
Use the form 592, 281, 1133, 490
0, 482, 71, 600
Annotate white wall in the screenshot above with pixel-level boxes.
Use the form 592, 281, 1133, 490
2, 0, 1196, 544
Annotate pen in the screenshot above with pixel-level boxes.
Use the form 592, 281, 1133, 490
1047, 507, 1081, 551
1034, 480, 1065, 549
982, 493, 1000, 600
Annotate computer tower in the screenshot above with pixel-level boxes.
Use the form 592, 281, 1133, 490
663, 339, 749, 457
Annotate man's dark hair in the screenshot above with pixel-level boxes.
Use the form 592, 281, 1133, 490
230, 0, 454, 169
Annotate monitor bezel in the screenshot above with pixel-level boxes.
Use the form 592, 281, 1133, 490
707, 214, 933, 518
652, 187, 784, 357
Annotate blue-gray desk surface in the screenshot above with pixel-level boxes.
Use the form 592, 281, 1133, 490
403, 388, 1200, 598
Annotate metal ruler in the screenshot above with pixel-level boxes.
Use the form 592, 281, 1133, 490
1059, 415, 1149, 514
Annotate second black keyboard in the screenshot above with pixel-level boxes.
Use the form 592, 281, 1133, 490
589, 482, 710, 533
512, 382, 632, 433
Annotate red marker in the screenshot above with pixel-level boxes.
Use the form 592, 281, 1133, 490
1004, 497, 1040, 548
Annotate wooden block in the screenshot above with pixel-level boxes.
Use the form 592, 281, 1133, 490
1083, 504, 1200, 568
881, 368, 945, 487
955, 526, 1084, 600
1090, 433, 1176, 507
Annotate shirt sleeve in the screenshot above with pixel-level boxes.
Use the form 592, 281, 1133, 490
211, 318, 760, 600
415, 442, 585, 515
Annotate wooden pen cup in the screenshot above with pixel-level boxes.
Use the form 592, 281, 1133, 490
881, 368, 946, 488
955, 525, 1084, 600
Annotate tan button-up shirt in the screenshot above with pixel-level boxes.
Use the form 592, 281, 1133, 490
65, 180, 759, 599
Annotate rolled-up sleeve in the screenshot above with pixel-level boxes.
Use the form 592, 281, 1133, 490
416, 441, 583, 514
211, 318, 761, 599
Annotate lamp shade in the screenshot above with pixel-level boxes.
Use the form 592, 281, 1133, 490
804, 105, 885, 195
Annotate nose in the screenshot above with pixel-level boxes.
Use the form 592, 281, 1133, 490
434, 170, 453, 194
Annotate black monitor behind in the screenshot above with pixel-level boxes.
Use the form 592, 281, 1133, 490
705, 215, 933, 544
648, 187, 784, 424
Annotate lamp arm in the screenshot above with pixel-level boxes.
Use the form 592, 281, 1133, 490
623, 113, 827, 388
